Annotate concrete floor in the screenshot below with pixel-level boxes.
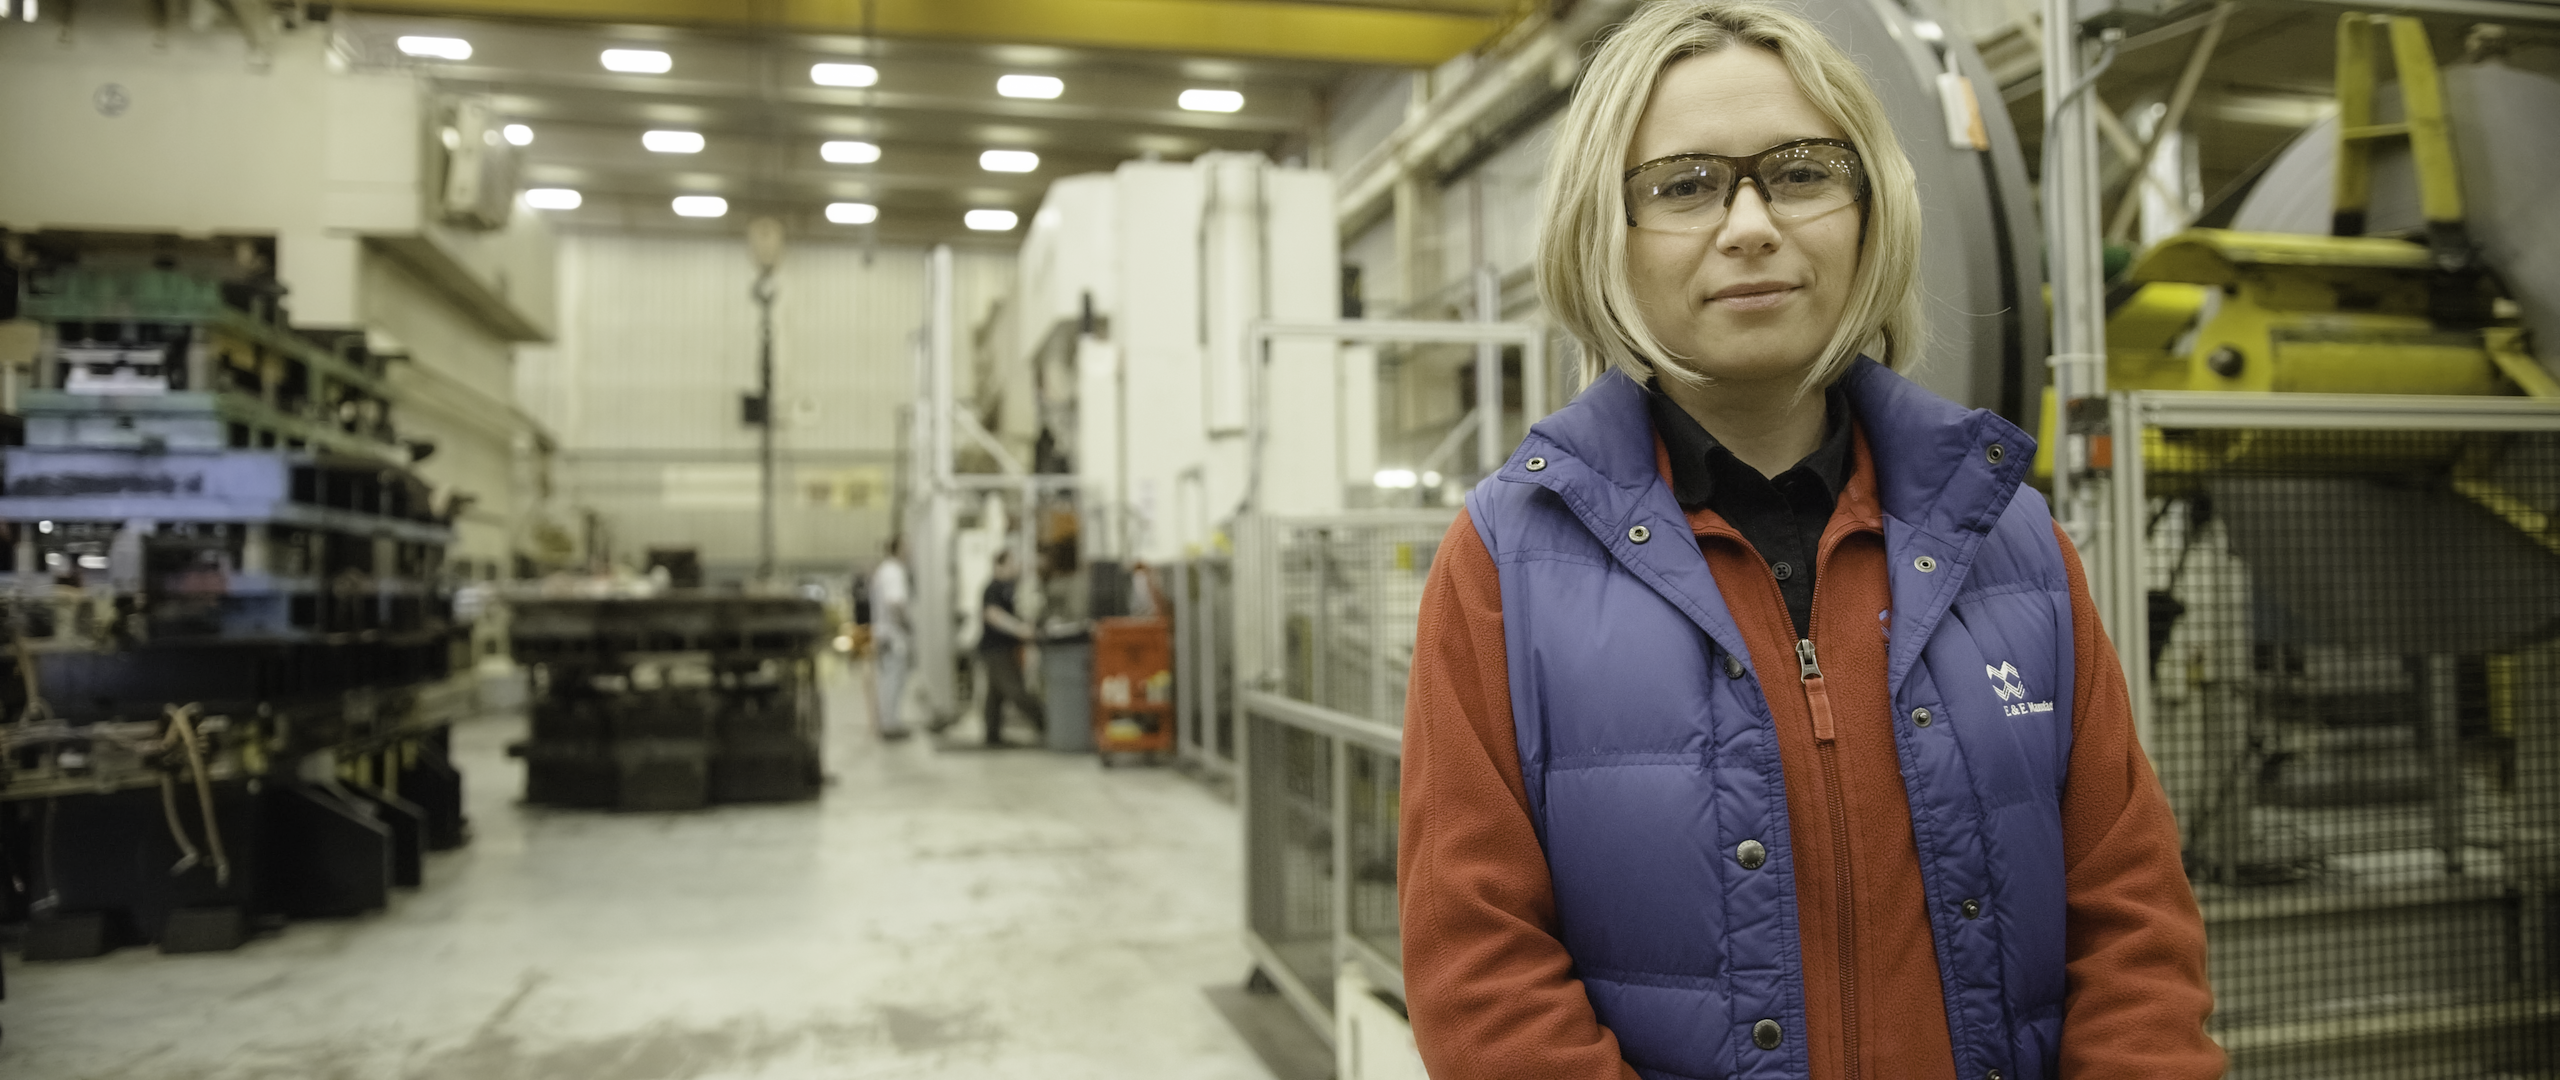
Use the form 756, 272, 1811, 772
0, 658, 1283, 1080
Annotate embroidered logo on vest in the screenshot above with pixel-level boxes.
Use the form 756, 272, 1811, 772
1989, 661, 2055, 716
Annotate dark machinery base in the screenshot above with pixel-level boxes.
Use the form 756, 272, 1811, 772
509, 596, 827, 813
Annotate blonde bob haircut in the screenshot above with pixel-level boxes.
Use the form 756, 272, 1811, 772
1537, 0, 1924, 395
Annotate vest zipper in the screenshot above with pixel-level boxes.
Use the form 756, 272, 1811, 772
1796, 612, 1860, 1079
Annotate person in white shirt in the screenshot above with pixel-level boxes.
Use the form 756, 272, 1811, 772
867, 536, 912, 739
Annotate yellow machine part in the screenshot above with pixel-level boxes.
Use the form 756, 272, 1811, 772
2032, 229, 2550, 482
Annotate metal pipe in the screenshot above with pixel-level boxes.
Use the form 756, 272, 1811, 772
2428, 653, 2466, 874
2106, 2, 2233, 243
2041, 4, 2119, 549
1474, 265, 1502, 477
755, 270, 777, 581
916, 245, 958, 724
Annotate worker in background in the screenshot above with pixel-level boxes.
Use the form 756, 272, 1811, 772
1395, 4, 2221, 1080
867, 535, 911, 740
978, 548, 1045, 746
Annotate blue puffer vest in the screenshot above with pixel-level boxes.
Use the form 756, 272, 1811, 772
1464, 359, 2076, 1080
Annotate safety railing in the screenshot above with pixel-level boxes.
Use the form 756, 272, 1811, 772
1236, 509, 1454, 1040
1172, 558, 1240, 778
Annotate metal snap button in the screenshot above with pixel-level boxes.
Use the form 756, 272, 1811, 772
1913, 555, 1937, 572
1961, 898, 1982, 919
1751, 1019, 1782, 1050
1526, 456, 1546, 472
1628, 525, 1651, 544
1724, 654, 1745, 679
1912, 707, 1932, 728
1735, 839, 1767, 870
1985, 443, 2005, 464
1987, 1070, 2004, 1080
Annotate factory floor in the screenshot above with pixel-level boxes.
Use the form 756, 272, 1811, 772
0, 657, 1289, 1080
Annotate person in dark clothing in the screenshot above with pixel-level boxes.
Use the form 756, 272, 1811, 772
978, 549, 1045, 745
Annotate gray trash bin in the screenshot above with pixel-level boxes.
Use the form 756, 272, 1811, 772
1041, 639, 1094, 753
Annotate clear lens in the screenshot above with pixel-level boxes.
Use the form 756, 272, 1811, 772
1625, 141, 1863, 232
1761, 144, 1858, 205
1632, 160, 1740, 226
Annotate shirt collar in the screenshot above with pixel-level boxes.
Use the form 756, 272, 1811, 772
1644, 381, 1855, 511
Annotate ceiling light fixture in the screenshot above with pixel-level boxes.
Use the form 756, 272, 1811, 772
601, 48, 672, 74
978, 149, 1038, 173
396, 36, 472, 61
811, 62, 878, 88
1179, 89, 1245, 113
827, 202, 879, 225
672, 195, 728, 218
820, 140, 881, 164
524, 188, 582, 210
503, 123, 534, 146
643, 130, 705, 154
996, 74, 1064, 100
965, 209, 1019, 231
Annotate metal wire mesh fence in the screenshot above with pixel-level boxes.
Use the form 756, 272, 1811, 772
1274, 518, 1444, 724
1239, 510, 1451, 1032
2110, 394, 2560, 1079
1246, 707, 1339, 1012
1174, 559, 1239, 773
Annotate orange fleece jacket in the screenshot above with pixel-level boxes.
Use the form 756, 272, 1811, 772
1397, 426, 2222, 1080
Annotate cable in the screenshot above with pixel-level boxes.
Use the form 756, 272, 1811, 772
165, 704, 230, 886
2051, 27, 2124, 123
2036, 27, 2125, 243
12, 624, 52, 724
159, 771, 204, 876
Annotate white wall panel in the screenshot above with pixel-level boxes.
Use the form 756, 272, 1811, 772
1326, 69, 1417, 173
521, 232, 1014, 579
1436, 114, 1555, 305
362, 253, 527, 570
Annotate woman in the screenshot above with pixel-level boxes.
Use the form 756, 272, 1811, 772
1395, 3, 2221, 1079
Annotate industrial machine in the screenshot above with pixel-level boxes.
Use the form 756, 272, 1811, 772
2041, 11, 2557, 450
2048, 13, 2560, 1075
0, 233, 474, 959
507, 594, 826, 811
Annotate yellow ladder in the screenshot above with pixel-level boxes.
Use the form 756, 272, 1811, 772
2331, 13, 2470, 267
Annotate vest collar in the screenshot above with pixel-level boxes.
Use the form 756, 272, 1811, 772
1499, 360, 2039, 691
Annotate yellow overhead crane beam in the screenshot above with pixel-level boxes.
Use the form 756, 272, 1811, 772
347, 0, 1515, 66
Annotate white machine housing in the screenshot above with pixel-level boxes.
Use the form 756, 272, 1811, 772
1017, 153, 1352, 563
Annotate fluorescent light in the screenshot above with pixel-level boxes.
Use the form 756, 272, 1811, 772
524, 188, 582, 210
979, 149, 1038, 173
811, 62, 877, 87
601, 48, 671, 74
965, 209, 1019, 231
1373, 469, 1418, 489
396, 36, 472, 61
643, 130, 705, 154
827, 202, 878, 225
820, 140, 880, 164
997, 74, 1063, 99
672, 196, 728, 218
1180, 89, 1245, 113
503, 123, 534, 146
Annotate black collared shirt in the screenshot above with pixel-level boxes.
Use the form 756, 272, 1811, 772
1645, 383, 1856, 639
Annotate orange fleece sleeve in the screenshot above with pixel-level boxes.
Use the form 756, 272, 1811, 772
1398, 510, 1641, 1080
2054, 525, 2228, 1079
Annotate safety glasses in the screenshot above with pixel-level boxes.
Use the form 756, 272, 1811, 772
1622, 138, 1868, 232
